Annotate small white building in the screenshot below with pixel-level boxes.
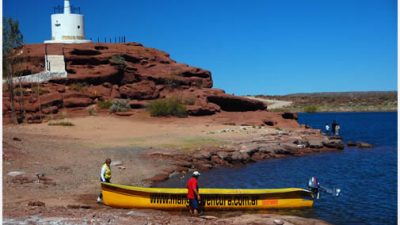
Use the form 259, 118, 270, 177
44, 0, 91, 44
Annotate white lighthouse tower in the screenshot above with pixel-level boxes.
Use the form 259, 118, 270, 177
44, 0, 91, 44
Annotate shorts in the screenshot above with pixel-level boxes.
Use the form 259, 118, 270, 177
188, 199, 199, 209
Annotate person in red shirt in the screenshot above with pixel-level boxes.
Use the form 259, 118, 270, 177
187, 171, 201, 215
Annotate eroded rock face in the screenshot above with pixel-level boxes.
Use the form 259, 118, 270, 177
63, 97, 93, 108
12, 43, 213, 88
3, 43, 300, 127
186, 103, 221, 116
119, 80, 159, 100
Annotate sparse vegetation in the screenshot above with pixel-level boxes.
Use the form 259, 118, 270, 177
147, 97, 187, 117
304, 105, 318, 113
88, 107, 97, 116
97, 100, 113, 109
69, 83, 87, 92
256, 91, 397, 112
109, 99, 131, 113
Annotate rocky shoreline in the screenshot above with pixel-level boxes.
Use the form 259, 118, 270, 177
144, 126, 344, 185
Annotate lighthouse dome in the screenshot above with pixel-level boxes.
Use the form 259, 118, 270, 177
44, 0, 91, 44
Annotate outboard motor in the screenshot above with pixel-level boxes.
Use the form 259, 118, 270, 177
308, 177, 341, 199
308, 177, 320, 199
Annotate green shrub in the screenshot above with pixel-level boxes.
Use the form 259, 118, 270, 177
147, 97, 187, 117
97, 100, 113, 109
304, 105, 318, 113
109, 99, 131, 113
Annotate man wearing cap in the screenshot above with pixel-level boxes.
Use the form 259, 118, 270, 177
187, 171, 201, 215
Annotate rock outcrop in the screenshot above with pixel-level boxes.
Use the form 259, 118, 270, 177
4, 42, 277, 125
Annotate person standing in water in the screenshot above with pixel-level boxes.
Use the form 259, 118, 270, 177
335, 123, 341, 136
331, 120, 337, 136
325, 123, 330, 135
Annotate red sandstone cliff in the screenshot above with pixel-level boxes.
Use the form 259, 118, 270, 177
3, 42, 297, 127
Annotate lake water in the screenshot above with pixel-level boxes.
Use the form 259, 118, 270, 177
157, 112, 397, 225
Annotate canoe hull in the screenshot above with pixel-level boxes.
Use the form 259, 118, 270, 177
102, 183, 314, 210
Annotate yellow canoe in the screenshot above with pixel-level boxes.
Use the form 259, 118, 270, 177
101, 182, 314, 209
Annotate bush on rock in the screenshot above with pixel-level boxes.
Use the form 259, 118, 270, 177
147, 97, 187, 117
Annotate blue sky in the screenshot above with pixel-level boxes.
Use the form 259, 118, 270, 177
3, 0, 397, 95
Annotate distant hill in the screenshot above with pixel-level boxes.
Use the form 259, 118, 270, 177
254, 91, 397, 112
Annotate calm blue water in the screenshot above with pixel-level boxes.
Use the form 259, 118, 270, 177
158, 112, 397, 225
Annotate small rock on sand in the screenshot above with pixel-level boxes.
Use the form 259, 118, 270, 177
12, 137, 22, 141
200, 215, 218, 220
28, 201, 45, 207
126, 210, 149, 217
7, 171, 25, 177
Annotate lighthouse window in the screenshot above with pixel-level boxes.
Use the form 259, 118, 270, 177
77, 25, 81, 29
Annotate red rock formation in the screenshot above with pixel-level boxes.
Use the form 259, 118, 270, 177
3, 42, 279, 125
